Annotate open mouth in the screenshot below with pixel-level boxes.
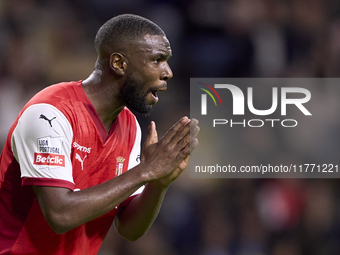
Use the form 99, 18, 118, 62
149, 86, 167, 104
149, 90, 159, 104
151, 90, 158, 100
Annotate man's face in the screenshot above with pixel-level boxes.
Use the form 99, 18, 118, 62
120, 34, 173, 114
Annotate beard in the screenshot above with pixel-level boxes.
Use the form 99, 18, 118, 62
119, 74, 153, 115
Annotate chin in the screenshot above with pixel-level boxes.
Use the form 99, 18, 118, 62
127, 104, 153, 116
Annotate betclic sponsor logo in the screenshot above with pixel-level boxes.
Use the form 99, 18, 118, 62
33, 153, 65, 167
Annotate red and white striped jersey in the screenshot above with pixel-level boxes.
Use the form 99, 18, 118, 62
0, 81, 142, 254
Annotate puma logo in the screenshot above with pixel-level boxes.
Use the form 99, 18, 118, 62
39, 114, 56, 127
75, 153, 87, 170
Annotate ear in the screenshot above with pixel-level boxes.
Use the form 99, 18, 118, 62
110, 52, 127, 76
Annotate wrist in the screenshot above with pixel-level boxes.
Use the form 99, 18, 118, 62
146, 179, 170, 192
134, 162, 156, 184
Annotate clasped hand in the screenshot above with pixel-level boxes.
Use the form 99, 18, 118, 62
140, 116, 200, 186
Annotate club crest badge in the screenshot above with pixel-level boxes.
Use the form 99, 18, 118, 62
115, 156, 125, 176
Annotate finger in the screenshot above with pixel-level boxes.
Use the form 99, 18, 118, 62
190, 138, 199, 153
178, 155, 190, 171
172, 120, 199, 172
172, 119, 199, 151
190, 121, 200, 143
190, 118, 199, 130
177, 135, 199, 159
166, 156, 190, 181
144, 121, 158, 149
174, 127, 199, 156
161, 116, 190, 144
166, 118, 196, 148
149, 121, 158, 144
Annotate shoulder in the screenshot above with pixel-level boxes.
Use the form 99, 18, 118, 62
13, 103, 73, 143
25, 81, 81, 109
11, 82, 81, 141
17, 81, 84, 124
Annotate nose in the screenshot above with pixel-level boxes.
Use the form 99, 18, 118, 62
161, 62, 173, 81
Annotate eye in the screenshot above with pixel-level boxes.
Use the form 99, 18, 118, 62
154, 58, 161, 64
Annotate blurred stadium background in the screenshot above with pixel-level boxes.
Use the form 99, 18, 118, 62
1, 0, 340, 254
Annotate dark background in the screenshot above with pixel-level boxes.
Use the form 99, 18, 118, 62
1, 1, 340, 254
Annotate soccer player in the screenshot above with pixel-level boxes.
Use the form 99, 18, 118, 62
0, 14, 199, 254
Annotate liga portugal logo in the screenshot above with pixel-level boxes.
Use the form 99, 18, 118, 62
115, 156, 125, 176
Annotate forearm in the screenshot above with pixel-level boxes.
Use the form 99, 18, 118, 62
34, 165, 148, 234
114, 180, 169, 241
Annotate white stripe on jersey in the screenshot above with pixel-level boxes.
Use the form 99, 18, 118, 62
127, 116, 141, 170
128, 116, 144, 196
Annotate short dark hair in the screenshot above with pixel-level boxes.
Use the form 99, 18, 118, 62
95, 14, 165, 56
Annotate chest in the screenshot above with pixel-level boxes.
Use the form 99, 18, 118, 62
69, 114, 135, 189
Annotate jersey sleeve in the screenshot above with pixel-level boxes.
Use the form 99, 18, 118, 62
126, 116, 144, 200
11, 103, 74, 190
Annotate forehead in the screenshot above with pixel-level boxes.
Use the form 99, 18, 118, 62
133, 34, 172, 56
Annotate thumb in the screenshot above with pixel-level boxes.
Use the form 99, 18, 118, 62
144, 121, 158, 148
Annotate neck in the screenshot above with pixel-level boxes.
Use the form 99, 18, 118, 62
82, 69, 125, 132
